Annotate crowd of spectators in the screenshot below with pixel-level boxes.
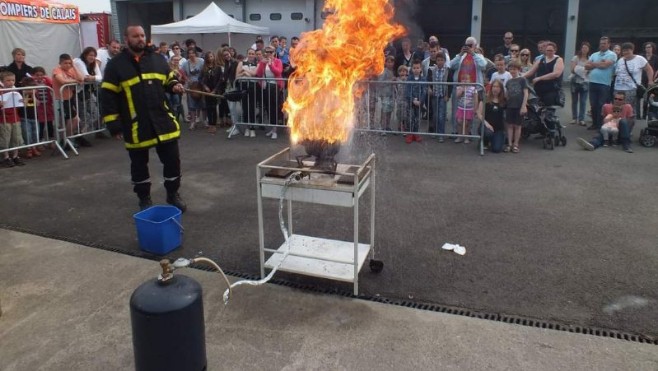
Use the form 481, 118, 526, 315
1, 30, 658, 168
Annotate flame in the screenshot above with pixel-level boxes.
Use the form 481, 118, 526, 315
283, 0, 405, 144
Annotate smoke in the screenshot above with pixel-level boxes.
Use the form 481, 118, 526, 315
392, 0, 424, 40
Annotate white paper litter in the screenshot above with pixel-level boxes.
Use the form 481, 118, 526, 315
441, 243, 466, 255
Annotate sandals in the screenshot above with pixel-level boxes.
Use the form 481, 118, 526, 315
503, 145, 511, 153
512, 146, 520, 153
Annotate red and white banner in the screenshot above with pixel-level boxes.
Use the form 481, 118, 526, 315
0, 0, 79, 24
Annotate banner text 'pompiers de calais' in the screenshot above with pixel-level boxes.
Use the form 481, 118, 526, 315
0, 0, 79, 24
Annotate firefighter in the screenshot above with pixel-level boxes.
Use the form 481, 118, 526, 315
101, 25, 187, 212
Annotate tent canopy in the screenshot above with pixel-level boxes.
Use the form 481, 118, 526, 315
151, 2, 269, 36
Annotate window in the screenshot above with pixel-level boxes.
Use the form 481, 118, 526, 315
270, 13, 282, 21
291, 12, 303, 20
249, 13, 261, 21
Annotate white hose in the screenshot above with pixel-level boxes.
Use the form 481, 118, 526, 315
222, 171, 301, 300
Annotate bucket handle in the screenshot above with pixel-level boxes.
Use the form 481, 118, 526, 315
171, 217, 185, 233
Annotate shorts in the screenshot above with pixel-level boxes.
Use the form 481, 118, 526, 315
380, 97, 394, 113
505, 107, 523, 126
456, 108, 474, 122
0, 122, 24, 150
60, 98, 78, 120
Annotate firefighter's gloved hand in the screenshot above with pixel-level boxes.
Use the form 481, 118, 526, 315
106, 121, 122, 136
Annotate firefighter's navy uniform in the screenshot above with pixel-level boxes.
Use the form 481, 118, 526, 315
100, 48, 184, 209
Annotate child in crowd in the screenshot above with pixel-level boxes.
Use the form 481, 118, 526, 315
52, 54, 83, 149
19, 76, 41, 157
394, 65, 410, 134
504, 60, 528, 153
490, 55, 512, 91
427, 53, 451, 142
454, 75, 478, 144
477, 79, 506, 153
32, 67, 56, 148
601, 107, 621, 146
0, 71, 26, 167
406, 60, 427, 143
377, 56, 396, 135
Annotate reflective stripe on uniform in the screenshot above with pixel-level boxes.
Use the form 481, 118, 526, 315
101, 81, 122, 93
120, 76, 140, 119
125, 138, 158, 149
103, 113, 119, 123
141, 73, 167, 83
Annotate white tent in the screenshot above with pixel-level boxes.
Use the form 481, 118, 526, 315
151, 2, 269, 55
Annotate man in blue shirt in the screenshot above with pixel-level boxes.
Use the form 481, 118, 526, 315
585, 36, 618, 130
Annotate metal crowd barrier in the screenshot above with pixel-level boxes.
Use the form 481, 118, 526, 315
355, 80, 487, 155
230, 77, 486, 155
0, 85, 67, 159
226, 76, 289, 138
58, 82, 105, 157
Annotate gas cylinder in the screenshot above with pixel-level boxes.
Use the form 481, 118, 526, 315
130, 266, 207, 371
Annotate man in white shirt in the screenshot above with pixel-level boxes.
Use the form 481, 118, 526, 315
96, 40, 121, 73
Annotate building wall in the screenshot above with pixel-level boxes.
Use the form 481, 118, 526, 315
110, 0, 658, 55
178, 0, 244, 21
245, 0, 312, 40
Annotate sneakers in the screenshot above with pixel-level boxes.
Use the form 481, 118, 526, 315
265, 130, 273, 137
577, 137, 595, 151
271, 132, 278, 140
166, 193, 187, 213
464, 139, 471, 144
12, 157, 25, 166
2, 157, 14, 168
226, 126, 240, 137
438, 137, 445, 143
414, 134, 422, 142
454, 137, 464, 143
579, 121, 586, 126
250, 130, 256, 138
138, 196, 153, 211
405, 135, 413, 144
244, 129, 251, 137
603, 140, 609, 147
623, 146, 633, 153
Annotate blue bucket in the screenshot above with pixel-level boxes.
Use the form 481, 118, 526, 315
133, 205, 183, 254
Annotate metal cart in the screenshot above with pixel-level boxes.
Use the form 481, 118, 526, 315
256, 147, 376, 295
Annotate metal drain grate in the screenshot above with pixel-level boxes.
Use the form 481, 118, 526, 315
3, 224, 656, 346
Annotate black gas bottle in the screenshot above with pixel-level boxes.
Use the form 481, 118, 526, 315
130, 274, 207, 371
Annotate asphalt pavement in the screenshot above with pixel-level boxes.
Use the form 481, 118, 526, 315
1, 91, 657, 342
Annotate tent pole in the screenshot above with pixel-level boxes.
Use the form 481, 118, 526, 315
228, 32, 231, 47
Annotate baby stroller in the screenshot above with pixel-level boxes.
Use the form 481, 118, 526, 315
522, 86, 567, 150
639, 85, 658, 147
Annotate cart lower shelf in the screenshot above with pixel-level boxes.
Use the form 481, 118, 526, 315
264, 234, 371, 283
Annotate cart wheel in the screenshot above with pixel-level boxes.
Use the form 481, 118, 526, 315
640, 134, 656, 147
369, 259, 384, 273
560, 136, 567, 146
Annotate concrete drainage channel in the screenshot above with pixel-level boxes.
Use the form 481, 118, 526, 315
5, 225, 657, 347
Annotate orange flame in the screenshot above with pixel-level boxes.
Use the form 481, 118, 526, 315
284, 0, 405, 145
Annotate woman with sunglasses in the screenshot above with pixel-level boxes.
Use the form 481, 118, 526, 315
256, 47, 284, 139
519, 49, 533, 74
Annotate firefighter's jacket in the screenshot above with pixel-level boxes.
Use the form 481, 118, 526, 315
101, 49, 180, 149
